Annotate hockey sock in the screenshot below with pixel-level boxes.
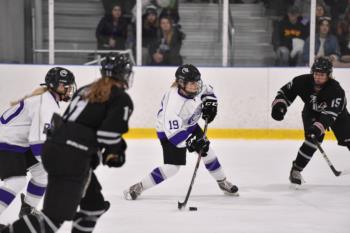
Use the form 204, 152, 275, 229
141, 164, 180, 190
72, 201, 110, 233
26, 163, 47, 207
0, 176, 26, 214
202, 147, 226, 181
294, 140, 318, 170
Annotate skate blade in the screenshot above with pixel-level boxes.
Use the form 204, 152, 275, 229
289, 183, 302, 190
224, 191, 240, 197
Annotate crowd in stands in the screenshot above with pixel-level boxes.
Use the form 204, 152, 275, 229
96, 0, 185, 66
272, 0, 350, 67
95, 0, 350, 67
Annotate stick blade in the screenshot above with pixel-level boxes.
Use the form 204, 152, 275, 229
340, 169, 350, 176
330, 165, 342, 176
178, 201, 185, 210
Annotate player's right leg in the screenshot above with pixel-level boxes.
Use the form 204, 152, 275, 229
124, 139, 184, 200
124, 164, 180, 200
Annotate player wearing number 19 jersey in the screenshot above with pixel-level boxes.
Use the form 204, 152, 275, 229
124, 64, 239, 200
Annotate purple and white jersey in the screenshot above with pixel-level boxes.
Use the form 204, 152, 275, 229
0, 91, 59, 159
156, 84, 216, 148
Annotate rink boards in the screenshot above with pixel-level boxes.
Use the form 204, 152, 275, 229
0, 65, 349, 140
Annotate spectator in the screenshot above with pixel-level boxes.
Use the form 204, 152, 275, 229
148, 16, 184, 66
303, 1, 330, 36
333, 10, 350, 66
293, 0, 328, 21
315, 1, 330, 18
301, 17, 341, 65
101, 0, 136, 20
273, 5, 308, 66
335, 15, 350, 56
158, 0, 180, 25
96, 5, 129, 50
142, 5, 159, 64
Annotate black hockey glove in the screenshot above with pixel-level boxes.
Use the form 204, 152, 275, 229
102, 139, 127, 167
306, 122, 325, 139
103, 152, 125, 168
271, 100, 287, 121
202, 99, 218, 123
186, 134, 210, 157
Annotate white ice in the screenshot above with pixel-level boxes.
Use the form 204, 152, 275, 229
1, 139, 350, 233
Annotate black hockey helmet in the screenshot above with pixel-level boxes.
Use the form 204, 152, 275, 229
175, 64, 202, 98
43, 67, 76, 101
101, 53, 134, 89
311, 57, 333, 77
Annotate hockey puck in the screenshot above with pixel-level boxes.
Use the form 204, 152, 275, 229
189, 207, 198, 211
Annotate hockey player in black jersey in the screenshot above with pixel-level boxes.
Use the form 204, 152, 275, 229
271, 57, 350, 186
0, 53, 134, 233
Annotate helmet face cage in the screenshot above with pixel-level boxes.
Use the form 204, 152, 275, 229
175, 64, 202, 98
311, 57, 333, 77
45, 67, 76, 101
101, 53, 134, 89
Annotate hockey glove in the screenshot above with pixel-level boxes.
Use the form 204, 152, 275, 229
271, 99, 287, 121
103, 152, 125, 168
186, 134, 210, 157
102, 139, 127, 167
202, 99, 218, 123
306, 122, 325, 139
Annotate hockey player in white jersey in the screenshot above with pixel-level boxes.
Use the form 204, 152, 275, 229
124, 64, 239, 200
0, 67, 75, 229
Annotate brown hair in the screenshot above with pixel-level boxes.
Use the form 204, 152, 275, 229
10, 87, 48, 106
84, 77, 123, 103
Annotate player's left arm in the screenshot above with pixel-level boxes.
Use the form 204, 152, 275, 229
201, 84, 218, 123
97, 93, 133, 167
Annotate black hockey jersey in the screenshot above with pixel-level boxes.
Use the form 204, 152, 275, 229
274, 74, 348, 128
51, 85, 133, 155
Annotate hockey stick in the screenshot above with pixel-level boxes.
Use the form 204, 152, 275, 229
311, 134, 343, 176
178, 119, 209, 210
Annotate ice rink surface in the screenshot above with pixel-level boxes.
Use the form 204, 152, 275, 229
1, 139, 350, 233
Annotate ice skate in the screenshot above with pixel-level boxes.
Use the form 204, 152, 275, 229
19, 193, 36, 218
289, 164, 305, 188
123, 182, 143, 200
217, 178, 239, 196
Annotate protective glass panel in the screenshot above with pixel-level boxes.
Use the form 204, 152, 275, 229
1, 0, 349, 67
